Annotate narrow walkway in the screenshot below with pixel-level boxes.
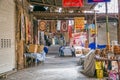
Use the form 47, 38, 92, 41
6, 54, 90, 80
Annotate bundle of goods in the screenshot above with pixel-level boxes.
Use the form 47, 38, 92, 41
106, 45, 112, 52
28, 44, 38, 53
28, 44, 44, 53
82, 48, 90, 55
108, 61, 118, 80
100, 49, 107, 58
76, 49, 82, 54
113, 45, 120, 55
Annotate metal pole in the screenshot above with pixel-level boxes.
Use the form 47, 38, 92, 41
105, 2, 110, 49
118, 0, 120, 44
94, 10, 98, 49
118, 0, 120, 79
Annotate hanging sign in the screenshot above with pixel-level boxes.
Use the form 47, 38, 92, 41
62, 0, 83, 7
74, 17, 85, 30
88, 0, 111, 3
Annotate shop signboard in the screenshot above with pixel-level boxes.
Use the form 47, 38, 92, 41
62, 0, 83, 7
74, 17, 85, 30
88, 0, 111, 3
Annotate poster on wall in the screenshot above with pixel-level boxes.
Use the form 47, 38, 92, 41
74, 17, 85, 30
61, 20, 68, 32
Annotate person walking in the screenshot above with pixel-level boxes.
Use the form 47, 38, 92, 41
71, 45, 76, 57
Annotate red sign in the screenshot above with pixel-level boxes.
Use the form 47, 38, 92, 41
62, 0, 83, 7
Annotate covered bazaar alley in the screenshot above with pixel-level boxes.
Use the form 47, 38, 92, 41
0, 0, 120, 80
6, 54, 93, 80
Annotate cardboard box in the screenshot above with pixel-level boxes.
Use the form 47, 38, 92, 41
37, 45, 44, 53
28, 44, 38, 53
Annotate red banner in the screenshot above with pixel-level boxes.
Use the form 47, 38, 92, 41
62, 0, 83, 7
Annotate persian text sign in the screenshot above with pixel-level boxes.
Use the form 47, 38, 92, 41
62, 0, 83, 7
74, 17, 84, 30
88, 0, 111, 3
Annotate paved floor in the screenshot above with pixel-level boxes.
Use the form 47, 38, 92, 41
5, 54, 99, 80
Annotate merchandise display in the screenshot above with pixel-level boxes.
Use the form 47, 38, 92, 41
79, 47, 120, 79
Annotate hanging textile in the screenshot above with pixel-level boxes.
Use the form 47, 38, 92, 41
62, 0, 83, 7
41, 31, 45, 44
39, 20, 46, 31
28, 21, 31, 43
68, 26, 72, 38
61, 20, 68, 32
25, 16, 29, 44
51, 20, 56, 33
21, 13, 25, 40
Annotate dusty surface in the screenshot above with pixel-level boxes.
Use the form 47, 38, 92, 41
4, 54, 103, 80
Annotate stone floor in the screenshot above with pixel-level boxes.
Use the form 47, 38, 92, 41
4, 54, 102, 80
